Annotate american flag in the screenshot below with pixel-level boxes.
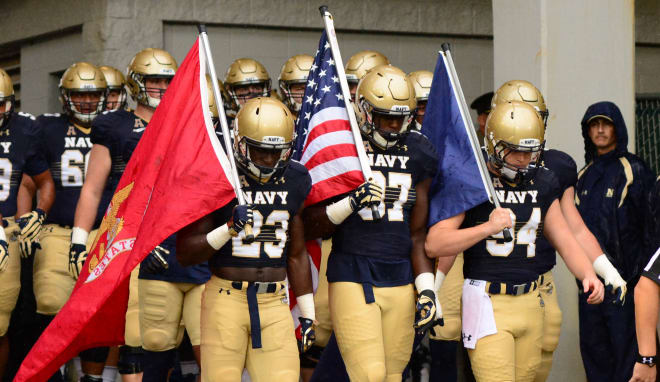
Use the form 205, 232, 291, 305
293, 31, 364, 206
289, 31, 364, 335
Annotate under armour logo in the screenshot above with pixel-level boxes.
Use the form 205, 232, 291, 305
461, 332, 472, 342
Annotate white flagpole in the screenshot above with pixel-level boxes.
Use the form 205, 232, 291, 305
318, 6, 380, 220
440, 43, 512, 242
198, 24, 254, 242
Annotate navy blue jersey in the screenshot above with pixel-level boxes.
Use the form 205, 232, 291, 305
122, 126, 211, 284
91, 109, 145, 195
326, 131, 438, 287
462, 168, 560, 284
36, 114, 111, 227
0, 112, 49, 218
209, 160, 312, 269
533, 149, 578, 274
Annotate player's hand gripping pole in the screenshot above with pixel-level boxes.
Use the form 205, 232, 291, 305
198, 24, 254, 242
439, 43, 512, 242
319, 6, 380, 220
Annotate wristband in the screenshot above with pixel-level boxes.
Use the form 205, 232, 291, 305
434, 269, 446, 293
71, 227, 89, 245
296, 293, 315, 321
206, 224, 232, 250
325, 197, 353, 225
0, 226, 6, 242
415, 272, 435, 293
637, 354, 656, 367
593, 254, 620, 280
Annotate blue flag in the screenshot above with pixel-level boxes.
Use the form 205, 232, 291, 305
421, 52, 490, 226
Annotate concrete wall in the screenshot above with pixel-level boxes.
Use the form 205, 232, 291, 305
163, 23, 493, 121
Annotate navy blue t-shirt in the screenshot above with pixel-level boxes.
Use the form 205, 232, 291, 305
36, 113, 112, 228
209, 161, 311, 269
122, 123, 211, 284
533, 149, 578, 274
326, 131, 438, 287
0, 112, 49, 218
462, 168, 560, 284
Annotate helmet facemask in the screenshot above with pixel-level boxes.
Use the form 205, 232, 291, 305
228, 80, 271, 109
279, 80, 306, 113
105, 87, 127, 111
0, 95, 14, 128
130, 73, 172, 109
234, 134, 292, 184
61, 89, 106, 126
358, 98, 414, 150
489, 139, 545, 184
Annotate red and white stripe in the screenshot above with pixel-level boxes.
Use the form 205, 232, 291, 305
299, 106, 364, 205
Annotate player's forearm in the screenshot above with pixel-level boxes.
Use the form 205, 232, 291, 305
34, 175, 55, 214
287, 252, 313, 296
411, 230, 434, 276
425, 223, 490, 258
573, 225, 605, 263
16, 175, 36, 217
301, 203, 336, 240
635, 278, 659, 356
437, 254, 457, 275
74, 186, 103, 232
555, 241, 594, 281
175, 231, 217, 266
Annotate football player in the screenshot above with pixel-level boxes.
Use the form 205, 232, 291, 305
120, 82, 210, 382
99, 65, 128, 111
176, 97, 315, 382
345, 50, 389, 101
425, 100, 604, 382
0, 68, 54, 379
17, 62, 110, 381
406, 70, 432, 131
303, 65, 438, 381
491, 80, 628, 381
278, 54, 313, 120
224, 58, 271, 115
71, 48, 177, 382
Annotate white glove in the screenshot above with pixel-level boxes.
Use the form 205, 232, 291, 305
593, 254, 627, 304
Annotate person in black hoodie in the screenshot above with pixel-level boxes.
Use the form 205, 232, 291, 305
575, 101, 655, 382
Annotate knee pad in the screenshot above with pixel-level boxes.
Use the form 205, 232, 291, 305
142, 327, 172, 351
35, 288, 70, 316
79, 347, 110, 363
118, 346, 144, 375
301, 345, 324, 368
363, 364, 386, 382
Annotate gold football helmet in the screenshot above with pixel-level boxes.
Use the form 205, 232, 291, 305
0, 69, 14, 127
99, 65, 127, 111
345, 50, 390, 84
279, 54, 313, 112
224, 58, 271, 109
126, 48, 178, 109
485, 101, 545, 183
407, 70, 433, 129
491, 80, 548, 125
355, 65, 417, 150
59, 62, 108, 126
234, 97, 295, 183
205, 74, 234, 123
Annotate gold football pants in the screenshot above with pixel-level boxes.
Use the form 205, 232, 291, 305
139, 279, 203, 351
32, 224, 97, 315
467, 290, 544, 382
0, 219, 20, 336
329, 281, 415, 382
430, 253, 464, 341
201, 276, 299, 382
534, 271, 562, 382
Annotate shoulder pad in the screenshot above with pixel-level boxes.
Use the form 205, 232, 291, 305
41, 113, 61, 118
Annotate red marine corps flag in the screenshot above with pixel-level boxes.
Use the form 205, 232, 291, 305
15, 36, 236, 382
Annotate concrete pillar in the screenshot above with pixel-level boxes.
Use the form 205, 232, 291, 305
493, 1, 635, 381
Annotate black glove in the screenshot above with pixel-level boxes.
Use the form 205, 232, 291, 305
17, 208, 46, 258
0, 240, 9, 272
414, 289, 440, 335
228, 205, 254, 236
298, 317, 316, 354
142, 246, 170, 274
348, 181, 383, 211
68, 243, 88, 280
